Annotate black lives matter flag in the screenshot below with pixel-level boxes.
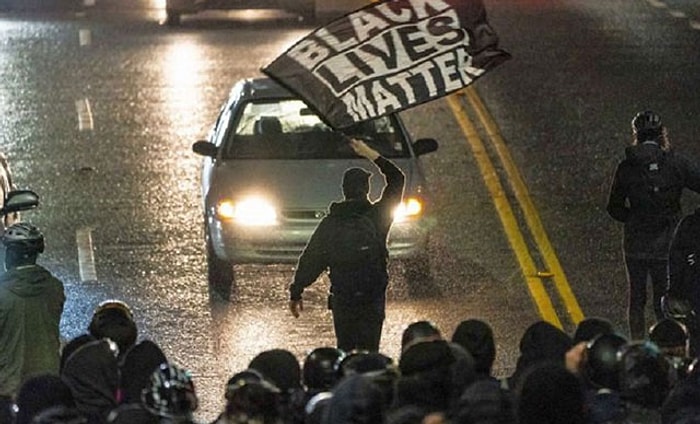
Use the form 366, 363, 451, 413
262, 0, 511, 129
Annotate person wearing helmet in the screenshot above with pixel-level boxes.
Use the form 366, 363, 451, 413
247, 348, 306, 424
302, 347, 345, 395
299, 348, 344, 424
649, 318, 690, 358
338, 350, 400, 411
585, 333, 628, 392
648, 317, 693, 384
141, 362, 199, 424
88, 299, 138, 358
607, 110, 700, 340
581, 333, 628, 424
0, 223, 65, 402
214, 369, 283, 424
400, 320, 443, 353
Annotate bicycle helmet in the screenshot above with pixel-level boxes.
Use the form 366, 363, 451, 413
1, 222, 44, 253
632, 110, 662, 133
224, 369, 282, 424
401, 320, 442, 352
141, 363, 198, 419
338, 351, 395, 378
88, 299, 137, 355
91, 299, 134, 321
225, 368, 279, 399
584, 333, 627, 390
248, 348, 302, 393
660, 294, 695, 321
302, 347, 346, 391
648, 318, 688, 349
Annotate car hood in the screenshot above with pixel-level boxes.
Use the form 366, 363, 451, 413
208, 158, 421, 210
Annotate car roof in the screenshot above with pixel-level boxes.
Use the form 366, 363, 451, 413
237, 77, 293, 100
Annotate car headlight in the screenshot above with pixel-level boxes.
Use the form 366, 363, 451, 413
217, 197, 278, 226
393, 197, 423, 222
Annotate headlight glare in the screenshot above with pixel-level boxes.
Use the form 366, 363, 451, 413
393, 197, 423, 222
217, 197, 277, 226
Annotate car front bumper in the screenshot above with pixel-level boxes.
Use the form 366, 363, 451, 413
166, 0, 313, 13
207, 216, 432, 265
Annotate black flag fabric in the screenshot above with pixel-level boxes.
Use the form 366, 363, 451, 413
262, 0, 511, 130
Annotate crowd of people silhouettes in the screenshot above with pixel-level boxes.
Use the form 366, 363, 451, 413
2, 296, 700, 424
2, 112, 700, 423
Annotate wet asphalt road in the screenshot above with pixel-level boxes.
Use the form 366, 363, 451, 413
1, 0, 700, 419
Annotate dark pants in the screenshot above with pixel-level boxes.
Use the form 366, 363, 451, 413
625, 257, 668, 340
330, 296, 385, 352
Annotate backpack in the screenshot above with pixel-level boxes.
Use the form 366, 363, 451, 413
324, 213, 387, 299
325, 213, 385, 270
635, 154, 682, 216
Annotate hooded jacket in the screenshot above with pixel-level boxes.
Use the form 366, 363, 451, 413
61, 339, 119, 423
507, 321, 573, 391
0, 264, 65, 397
290, 156, 405, 302
607, 141, 700, 260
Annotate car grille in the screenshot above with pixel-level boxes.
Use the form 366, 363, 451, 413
281, 209, 326, 220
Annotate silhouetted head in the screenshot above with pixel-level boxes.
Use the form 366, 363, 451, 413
401, 320, 442, 353
584, 333, 627, 390
342, 168, 371, 200
302, 347, 345, 392
88, 299, 138, 356
631, 110, 669, 149
2, 222, 44, 268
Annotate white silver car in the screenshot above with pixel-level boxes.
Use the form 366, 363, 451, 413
164, 0, 316, 26
193, 77, 438, 298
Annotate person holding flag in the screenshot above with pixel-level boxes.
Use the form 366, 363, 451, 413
288, 138, 405, 352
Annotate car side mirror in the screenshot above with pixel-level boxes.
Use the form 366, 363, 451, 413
413, 138, 438, 156
1, 190, 39, 215
192, 140, 218, 158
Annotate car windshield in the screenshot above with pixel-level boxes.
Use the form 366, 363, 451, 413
222, 99, 410, 160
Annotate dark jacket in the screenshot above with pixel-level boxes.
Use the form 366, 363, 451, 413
0, 264, 65, 397
450, 377, 516, 424
660, 374, 700, 424
584, 389, 627, 424
607, 141, 700, 260
621, 402, 662, 424
61, 339, 120, 424
107, 404, 158, 424
507, 320, 573, 391
289, 156, 405, 302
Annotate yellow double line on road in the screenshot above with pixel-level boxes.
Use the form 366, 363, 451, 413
447, 87, 585, 329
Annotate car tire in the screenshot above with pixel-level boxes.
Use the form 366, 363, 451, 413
206, 231, 234, 300
403, 252, 431, 284
164, 10, 182, 26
